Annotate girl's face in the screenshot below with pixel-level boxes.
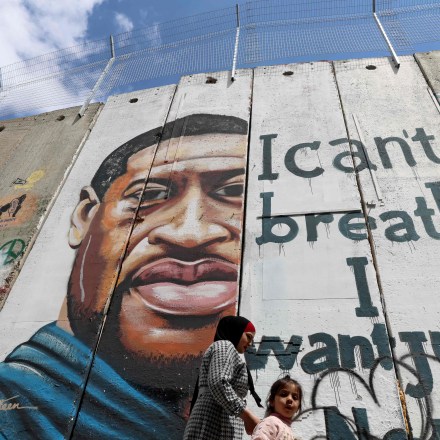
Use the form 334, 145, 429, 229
270, 382, 301, 419
236, 331, 255, 354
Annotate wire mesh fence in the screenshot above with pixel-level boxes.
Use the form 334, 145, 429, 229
239, 0, 389, 64
1, 0, 440, 120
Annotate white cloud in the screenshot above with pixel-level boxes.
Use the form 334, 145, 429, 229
0, 0, 105, 118
0, 0, 105, 66
114, 12, 134, 33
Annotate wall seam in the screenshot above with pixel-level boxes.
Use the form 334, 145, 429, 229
237, 69, 255, 316
330, 60, 412, 438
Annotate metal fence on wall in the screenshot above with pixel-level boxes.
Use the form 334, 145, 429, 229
1, 0, 440, 120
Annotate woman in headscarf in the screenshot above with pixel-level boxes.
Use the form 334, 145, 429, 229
183, 316, 262, 440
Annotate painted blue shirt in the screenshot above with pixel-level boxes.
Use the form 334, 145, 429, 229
0, 323, 184, 439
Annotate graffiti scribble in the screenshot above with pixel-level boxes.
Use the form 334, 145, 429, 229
0, 239, 26, 265
295, 354, 440, 440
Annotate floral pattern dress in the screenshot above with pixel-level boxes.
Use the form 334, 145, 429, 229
251, 414, 298, 440
183, 340, 248, 440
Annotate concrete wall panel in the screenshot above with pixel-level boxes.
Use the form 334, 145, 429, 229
335, 55, 440, 439
415, 51, 440, 103
0, 105, 101, 306
240, 62, 405, 439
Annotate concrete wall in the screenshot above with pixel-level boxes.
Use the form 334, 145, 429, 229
1, 52, 440, 439
0, 104, 101, 307
334, 54, 440, 439
415, 51, 440, 104
241, 62, 404, 439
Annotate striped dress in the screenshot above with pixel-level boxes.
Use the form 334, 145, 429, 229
183, 340, 249, 440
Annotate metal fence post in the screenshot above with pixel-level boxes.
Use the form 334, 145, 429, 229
231, 4, 241, 81
78, 35, 116, 117
373, 0, 400, 68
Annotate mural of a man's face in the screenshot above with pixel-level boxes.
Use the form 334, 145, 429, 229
67, 127, 247, 383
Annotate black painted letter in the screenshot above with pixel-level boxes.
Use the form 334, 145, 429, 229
374, 136, 416, 169
399, 331, 433, 398
258, 134, 279, 181
346, 257, 379, 317
256, 192, 299, 245
284, 141, 324, 178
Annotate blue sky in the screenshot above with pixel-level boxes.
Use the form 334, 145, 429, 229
1, 0, 440, 120
0, 1, 240, 67
86, 0, 240, 39
1, 1, 440, 68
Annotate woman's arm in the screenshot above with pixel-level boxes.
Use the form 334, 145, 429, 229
207, 341, 247, 415
207, 341, 260, 432
240, 407, 261, 435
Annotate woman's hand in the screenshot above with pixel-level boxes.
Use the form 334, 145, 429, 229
239, 408, 261, 435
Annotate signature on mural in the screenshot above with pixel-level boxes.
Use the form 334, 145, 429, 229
0, 396, 37, 411
0, 194, 26, 219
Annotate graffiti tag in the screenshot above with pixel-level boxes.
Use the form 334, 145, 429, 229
0, 396, 37, 411
0, 194, 26, 219
13, 170, 45, 190
0, 239, 25, 265
12, 178, 27, 186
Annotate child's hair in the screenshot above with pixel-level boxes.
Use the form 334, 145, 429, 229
265, 375, 303, 417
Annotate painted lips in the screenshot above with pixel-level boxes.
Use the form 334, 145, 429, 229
130, 258, 238, 316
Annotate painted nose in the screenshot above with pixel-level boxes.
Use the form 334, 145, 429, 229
148, 195, 230, 248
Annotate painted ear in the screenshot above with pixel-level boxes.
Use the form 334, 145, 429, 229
68, 186, 100, 249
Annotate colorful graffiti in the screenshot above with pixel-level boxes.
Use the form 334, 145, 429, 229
0, 193, 36, 232
0, 112, 250, 439
70, 114, 249, 432
13, 170, 45, 190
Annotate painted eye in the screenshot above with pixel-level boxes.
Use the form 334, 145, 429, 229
142, 189, 167, 201
139, 186, 169, 206
215, 184, 243, 198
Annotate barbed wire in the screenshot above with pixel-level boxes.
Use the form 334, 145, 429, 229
1, 0, 440, 120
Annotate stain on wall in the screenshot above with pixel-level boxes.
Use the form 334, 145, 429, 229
1, 53, 440, 439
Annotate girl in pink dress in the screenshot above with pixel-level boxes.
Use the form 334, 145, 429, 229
251, 376, 302, 440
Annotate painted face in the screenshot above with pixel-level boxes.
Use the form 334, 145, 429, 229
68, 132, 248, 367
270, 382, 301, 420
236, 331, 255, 354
